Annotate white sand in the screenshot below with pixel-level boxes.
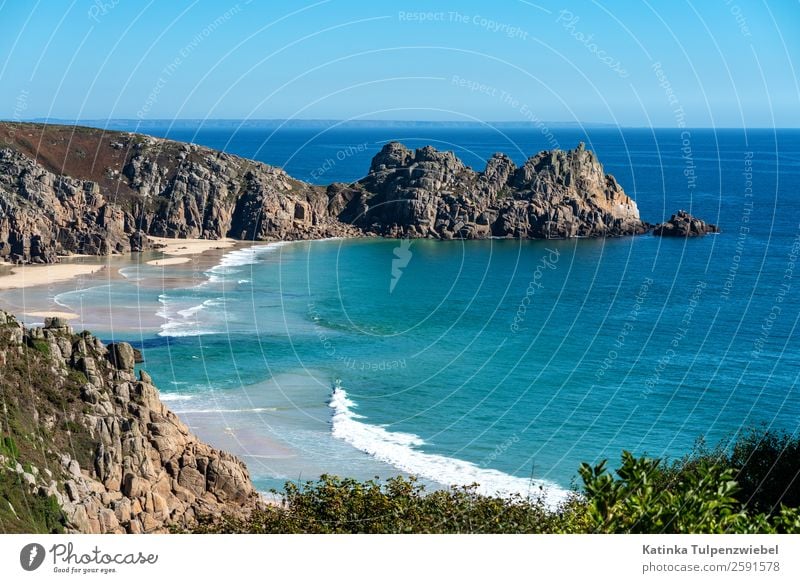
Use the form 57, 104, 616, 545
0, 263, 105, 291
0, 237, 236, 294
148, 236, 237, 256
24, 310, 80, 320
146, 257, 192, 266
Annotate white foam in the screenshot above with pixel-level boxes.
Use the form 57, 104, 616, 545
157, 322, 217, 338
155, 238, 345, 336
157, 295, 224, 337
207, 242, 290, 277
117, 266, 144, 281
329, 385, 568, 507
160, 393, 194, 402
173, 407, 278, 414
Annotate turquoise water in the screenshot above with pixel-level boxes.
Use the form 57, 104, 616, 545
43, 126, 800, 499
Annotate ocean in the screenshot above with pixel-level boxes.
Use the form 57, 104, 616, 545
18, 124, 800, 502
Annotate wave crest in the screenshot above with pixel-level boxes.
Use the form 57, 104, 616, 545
328, 385, 568, 507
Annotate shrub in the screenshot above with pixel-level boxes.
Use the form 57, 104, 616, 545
729, 429, 800, 514
579, 452, 746, 533
29, 339, 50, 356
194, 440, 800, 534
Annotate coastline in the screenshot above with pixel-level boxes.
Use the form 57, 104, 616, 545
0, 237, 247, 330
0, 236, 242, 293
0, 236, 456, 498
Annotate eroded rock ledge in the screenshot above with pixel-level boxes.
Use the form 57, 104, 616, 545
0, 312, 263, 533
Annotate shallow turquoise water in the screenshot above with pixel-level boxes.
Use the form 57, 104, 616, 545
39, 126, 800, 498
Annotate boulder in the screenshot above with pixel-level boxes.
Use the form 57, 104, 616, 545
653, 210, 719, 237
107, 342, 136, 371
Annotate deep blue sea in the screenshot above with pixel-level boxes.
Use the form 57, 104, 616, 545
55, 124, 800, 500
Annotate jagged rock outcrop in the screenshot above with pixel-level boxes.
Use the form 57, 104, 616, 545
331, 142, 649, 239
0, 311, 263, 533
653, 210, 720, 237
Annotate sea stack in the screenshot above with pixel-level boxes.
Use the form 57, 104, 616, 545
653, 210, 720, 237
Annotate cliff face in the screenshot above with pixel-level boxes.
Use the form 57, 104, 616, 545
0, 312, 262, 533
0, 122, 695, 264
330, 142, 648, 239
0, 123, 355, 263
0, 148, 141, 262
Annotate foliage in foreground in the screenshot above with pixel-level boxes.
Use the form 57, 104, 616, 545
195, 429, 800, 534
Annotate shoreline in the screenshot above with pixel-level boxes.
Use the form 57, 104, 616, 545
1, 235, 571, 500
0, 236, 244, 294
0, 238, 249, 329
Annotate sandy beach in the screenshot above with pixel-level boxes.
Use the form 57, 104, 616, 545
148, 236, 237, 256
0, 237, 249, 333
0, 262, 106, 291
146, 257, 192, 266
0, 237, 239, 292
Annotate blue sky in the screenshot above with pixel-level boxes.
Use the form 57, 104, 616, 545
0, 0, 798, 126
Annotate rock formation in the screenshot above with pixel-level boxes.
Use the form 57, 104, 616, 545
0, 311, 263, 533
331, 141, 648, 239
653, 210, 720, 237
0, 122, 719, 264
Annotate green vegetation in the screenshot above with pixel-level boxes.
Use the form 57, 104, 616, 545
0, 325, 97, 534
29, 338, 50, 356
580, 451, 798, 533
0, 471, 64, 534
0, 436, 19, 461
195, 429, 800, 534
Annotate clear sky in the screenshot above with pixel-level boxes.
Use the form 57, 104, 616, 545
0, 0, 798, 127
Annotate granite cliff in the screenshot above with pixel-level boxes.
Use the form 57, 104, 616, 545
0, 122, 717, 264
0, 312, 263, 533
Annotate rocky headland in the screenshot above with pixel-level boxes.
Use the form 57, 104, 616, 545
0, 122, 717, 264
0, 311, 263, 533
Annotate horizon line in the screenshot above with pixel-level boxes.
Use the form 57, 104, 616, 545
6, 118, 799, 130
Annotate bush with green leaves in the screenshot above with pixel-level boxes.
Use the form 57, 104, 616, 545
729, 429, 800, 514
194, 475, 587, 534
581, 452, 749, 533
194, 431, 800, 534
